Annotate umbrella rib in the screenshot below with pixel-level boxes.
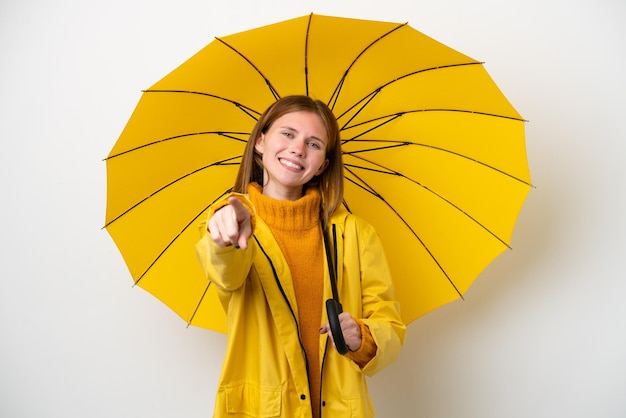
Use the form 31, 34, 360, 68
106, 131, 248, 160
343, 167, 464, 299
304, 13, 313, 95
133, 189, 233, 286
344, 142, 407, 154
336, 61, 487, 124
346, 152, 515, 248
339, 90, 383, 131
144, 89, 263, 118
187, 281, 212, 328
327, 21, 407, 110
344, 108, 525, 135
214, 37, 282, 100
104, 158, 239, 228
341, 112, 531, 187
341, 112, 400, 145
345, 138, 532, 187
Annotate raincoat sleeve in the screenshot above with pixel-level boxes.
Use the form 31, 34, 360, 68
353, 218, 406, 376
195, 193, 256, 292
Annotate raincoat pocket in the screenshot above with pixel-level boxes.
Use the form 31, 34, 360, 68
223, 382, 282, 417
323, 395, 375, 418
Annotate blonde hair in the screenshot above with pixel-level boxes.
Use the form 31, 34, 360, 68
234, 95, 344, 226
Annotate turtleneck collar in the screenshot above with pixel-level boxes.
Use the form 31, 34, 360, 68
247, 183, 321, 231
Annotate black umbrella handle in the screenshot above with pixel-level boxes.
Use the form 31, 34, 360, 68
326, 298, 349, 355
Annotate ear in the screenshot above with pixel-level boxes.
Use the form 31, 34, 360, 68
254, 134, 265, 153
316, 159, 329, 176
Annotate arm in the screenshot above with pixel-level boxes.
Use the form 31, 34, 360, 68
354, 220, 406, 376
320, 217, 406, 371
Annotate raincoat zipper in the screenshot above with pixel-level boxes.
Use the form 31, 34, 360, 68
253, 235, 311, 399
319, 341, 330, 417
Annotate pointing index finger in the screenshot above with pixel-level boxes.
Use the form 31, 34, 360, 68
227, 197, 248, 222
227, 196, 251, 249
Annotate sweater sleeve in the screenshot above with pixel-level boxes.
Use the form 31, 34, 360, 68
345, 319, 377, 369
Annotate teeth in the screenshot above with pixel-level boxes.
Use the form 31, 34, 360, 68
280, 159, 302, 170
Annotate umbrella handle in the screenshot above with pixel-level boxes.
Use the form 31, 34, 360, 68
326, 299, 349, 355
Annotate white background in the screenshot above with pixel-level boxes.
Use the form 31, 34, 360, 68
1, 0, 625, 417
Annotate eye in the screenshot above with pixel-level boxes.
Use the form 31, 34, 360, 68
281, 131, 293, 138
307, 141, 322, 150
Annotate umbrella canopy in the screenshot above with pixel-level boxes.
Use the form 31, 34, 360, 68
105, 13, 532, 333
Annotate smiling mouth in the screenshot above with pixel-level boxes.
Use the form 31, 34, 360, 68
279, 158, 303, 170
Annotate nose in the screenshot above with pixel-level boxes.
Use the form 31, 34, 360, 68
289, 138, 305, 156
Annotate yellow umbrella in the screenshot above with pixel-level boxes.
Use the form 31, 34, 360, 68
105, 13, 532, 333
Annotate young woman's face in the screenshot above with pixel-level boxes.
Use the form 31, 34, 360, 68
254, 110, 329, 200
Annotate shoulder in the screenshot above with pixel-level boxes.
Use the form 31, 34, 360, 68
329, 209, 378, 237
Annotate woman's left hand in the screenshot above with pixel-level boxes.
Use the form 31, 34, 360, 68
320, 312, 362, 352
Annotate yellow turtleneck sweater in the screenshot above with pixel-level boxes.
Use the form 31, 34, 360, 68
247, 183, 376, 418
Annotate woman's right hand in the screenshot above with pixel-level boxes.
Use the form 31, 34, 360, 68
207, 196, 252, 250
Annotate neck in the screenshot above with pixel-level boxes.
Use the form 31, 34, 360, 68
259, 181, 303, 201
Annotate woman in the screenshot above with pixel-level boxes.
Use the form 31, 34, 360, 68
196, 95, 405, 417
